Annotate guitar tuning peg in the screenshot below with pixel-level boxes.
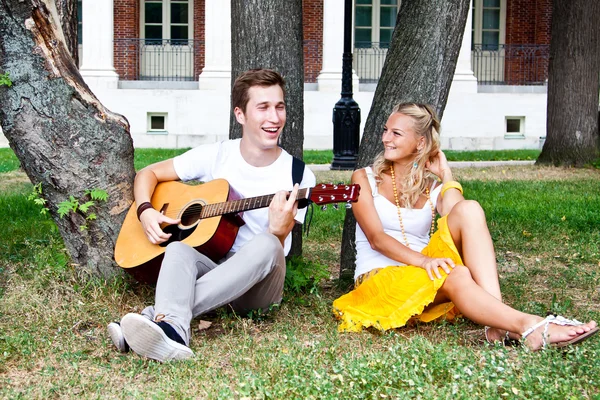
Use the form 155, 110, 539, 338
345, 203, 352, 209
333, 204, 339, 210
321, 205, 328, 211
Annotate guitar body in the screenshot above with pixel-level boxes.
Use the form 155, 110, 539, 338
114, 179, 245, 284
114, 179, 360, 284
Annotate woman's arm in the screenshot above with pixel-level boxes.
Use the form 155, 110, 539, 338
426, 150, 464, 216
353, 168, 456, 280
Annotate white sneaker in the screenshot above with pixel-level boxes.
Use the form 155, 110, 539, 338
107, 322, 129, 353
120, 313, 193, 362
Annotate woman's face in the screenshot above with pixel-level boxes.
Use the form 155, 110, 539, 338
381, 112, 423, 164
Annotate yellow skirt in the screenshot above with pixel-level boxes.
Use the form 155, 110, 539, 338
333, 216, 463, 332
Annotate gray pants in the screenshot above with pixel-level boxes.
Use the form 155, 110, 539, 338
140, 232, 286, 345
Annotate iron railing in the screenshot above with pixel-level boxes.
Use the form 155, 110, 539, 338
353, 42, 550, 85
471, 44, 549, 85
353, 42, 389, 84
114, 39, 202, 81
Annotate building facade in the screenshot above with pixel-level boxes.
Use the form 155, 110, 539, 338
0, 0, 552, 150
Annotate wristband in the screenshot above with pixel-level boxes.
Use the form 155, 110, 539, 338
440, 181, 463, 198
136, 202, 154, 220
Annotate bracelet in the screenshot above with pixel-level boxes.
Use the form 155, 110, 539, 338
136, 202, 154, 221
440, 181, 463, 198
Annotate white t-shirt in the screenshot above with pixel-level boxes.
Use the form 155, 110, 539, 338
173, 139, 316, 256
354, 167, 442, 279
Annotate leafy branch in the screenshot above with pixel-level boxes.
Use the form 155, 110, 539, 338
0, 72, 12, 87
27, 183, 49, 215
57, 189, 109, 231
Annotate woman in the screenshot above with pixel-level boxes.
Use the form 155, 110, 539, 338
333, 103, 597, 350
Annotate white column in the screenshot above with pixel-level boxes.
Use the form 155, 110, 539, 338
79, 0, 119, 89
452, 1, 477, 92
318, 0, 359, 92
198, 0, 231, 90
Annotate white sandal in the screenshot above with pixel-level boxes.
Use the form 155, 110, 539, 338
521, 314, 599, 349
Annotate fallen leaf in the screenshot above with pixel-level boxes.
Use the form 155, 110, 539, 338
198, 320, 212, 331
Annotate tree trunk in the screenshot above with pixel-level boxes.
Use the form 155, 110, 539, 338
230, 0, 305, 257
339, 0, 470, 283
0, 0, 135, 278
55, 0, 78, 65
537, 0, 600, 167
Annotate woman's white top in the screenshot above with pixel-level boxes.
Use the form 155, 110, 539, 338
354, 167, 442, 279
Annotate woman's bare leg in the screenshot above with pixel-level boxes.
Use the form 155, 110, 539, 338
446, 200, 508, 341
447, 200, 501, 299
438, 265, 597, 349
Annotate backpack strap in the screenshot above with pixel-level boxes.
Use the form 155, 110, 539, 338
292, 156, 305, 186
292, 156, 308, 209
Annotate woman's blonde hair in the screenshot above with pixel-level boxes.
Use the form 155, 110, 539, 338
372, 103, 441, 208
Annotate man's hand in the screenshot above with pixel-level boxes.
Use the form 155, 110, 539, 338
268, 184, 299, 245
139, 208, 181, 244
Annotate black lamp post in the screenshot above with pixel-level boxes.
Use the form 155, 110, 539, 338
331, 0, 361, 170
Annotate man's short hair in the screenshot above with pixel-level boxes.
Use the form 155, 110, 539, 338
232, 69, 286, 113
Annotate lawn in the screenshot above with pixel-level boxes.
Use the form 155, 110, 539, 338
0, 148, 542, 173
1, 159, 599, 398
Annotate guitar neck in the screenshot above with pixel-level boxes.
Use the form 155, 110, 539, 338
200, 188, 310, 218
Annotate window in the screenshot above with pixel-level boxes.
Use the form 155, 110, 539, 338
147, 113, 168, 134
354, 0, 401, 48
141, 0, 193, 44
505, 117, 525, 138
471, 0, 506, 50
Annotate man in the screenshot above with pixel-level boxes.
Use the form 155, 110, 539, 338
108, 69, 316, 362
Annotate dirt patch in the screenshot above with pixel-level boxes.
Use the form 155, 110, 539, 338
314, 165, 600, 183
452, 165, 600, 181
0, 170, 31, 194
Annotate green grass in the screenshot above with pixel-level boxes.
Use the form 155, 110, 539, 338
1, 163, 600, 398
0, 148, 543, 174
444, 149, 541, 161
134, 148, 189, 170
305, 149, 542, 164
0, 147, 20, 173
304, 149, 334, 164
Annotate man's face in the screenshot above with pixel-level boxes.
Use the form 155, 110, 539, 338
234, 85, 286, 151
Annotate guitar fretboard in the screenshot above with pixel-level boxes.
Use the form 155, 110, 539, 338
199, 188, 310, 218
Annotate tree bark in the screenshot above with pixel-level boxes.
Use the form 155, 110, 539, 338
339, 0, 470, 283
537, 0, 600, 167
55, 0, 78, 65
230, 0, 306, 257
0, 0, 135, 278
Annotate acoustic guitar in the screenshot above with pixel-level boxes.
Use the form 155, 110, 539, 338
114, 179, 360, 284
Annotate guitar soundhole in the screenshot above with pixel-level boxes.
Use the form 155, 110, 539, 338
180, 203, 203, 228
159, 202, 204, 248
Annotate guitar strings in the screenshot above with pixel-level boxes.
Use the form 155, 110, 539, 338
143, 187, 314, 219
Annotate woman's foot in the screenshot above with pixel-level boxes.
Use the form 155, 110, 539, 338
485, 326, 520, 346
485, 326, 507, 343
521, 315, 598, 351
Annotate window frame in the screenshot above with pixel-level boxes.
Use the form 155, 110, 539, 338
504, 116, 525, 139
471, 0, 506, 49
147, 113, 169, 134
140, 0, 194, 43
354, 0, 401, 48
